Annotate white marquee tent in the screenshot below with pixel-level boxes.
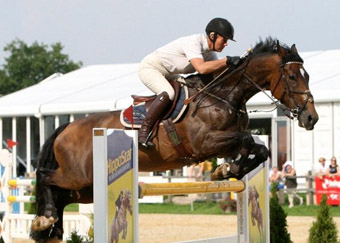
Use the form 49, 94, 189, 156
0, 49, 339, 177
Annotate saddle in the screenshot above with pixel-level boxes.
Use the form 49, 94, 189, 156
120, 80, 189, 128
120, 79, 193, 160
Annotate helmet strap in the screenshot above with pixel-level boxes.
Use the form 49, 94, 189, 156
209, 32, 218, 51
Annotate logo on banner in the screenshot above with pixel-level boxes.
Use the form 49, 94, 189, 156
107, 131, 134, 185
322, 179, 340, 189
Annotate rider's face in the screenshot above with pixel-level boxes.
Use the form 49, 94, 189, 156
214, 34, 228, 52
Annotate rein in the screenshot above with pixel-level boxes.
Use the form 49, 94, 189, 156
244, 61, 313, 119
179, 58, 250, 115
181, 52, 312, 120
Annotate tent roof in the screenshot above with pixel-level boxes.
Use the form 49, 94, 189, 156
0, 64, 152, 117
0, 49, 339, 117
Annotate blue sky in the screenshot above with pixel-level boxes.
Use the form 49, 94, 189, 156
1, 0, 339, 66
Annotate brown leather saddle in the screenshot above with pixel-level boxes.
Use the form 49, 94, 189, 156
130, 80, 182, 120
127, 80, 192, 159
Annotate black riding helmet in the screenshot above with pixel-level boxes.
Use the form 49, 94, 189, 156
205, 17, 235, 43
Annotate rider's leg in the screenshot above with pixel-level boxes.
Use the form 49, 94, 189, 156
138, 92, 171, 147
138, 52, 174, 147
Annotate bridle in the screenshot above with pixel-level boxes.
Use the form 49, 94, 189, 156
182, 51, 314, 120
243, 60, 314, 120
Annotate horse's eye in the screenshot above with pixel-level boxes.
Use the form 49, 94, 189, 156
289, 75, 295, 80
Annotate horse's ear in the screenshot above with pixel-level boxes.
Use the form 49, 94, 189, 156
291, 44, 298, 54
276, 40, 286, 57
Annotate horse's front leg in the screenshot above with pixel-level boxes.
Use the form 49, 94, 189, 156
211, 132, 269, 180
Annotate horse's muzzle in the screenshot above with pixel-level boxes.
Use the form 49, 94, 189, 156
298, 108, 319, 130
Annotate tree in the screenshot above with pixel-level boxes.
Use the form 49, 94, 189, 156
308, 194, 339, 243
270, 182, 292, 243
0, 39, 82, 95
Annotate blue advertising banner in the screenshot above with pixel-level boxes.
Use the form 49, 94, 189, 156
93, 128, 138, 243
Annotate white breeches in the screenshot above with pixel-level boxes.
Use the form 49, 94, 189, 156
138, 52, 177, 100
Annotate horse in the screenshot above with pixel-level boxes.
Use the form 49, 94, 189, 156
110, 190, 133, 243
30, 37, 318, 242
248, 185, 264, 241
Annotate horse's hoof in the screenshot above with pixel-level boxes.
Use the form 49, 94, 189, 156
31, 216, 58, 231
211, 163, 230, 180
230, 163, 241, 175
221, 163, 230, 178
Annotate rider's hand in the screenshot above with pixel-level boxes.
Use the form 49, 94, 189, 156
226, 56, 241, 67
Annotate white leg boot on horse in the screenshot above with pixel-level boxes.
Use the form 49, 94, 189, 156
138, 92, 171, 148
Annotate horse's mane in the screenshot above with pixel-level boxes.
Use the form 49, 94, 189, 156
249, 37, 282, 55
185, 36, 303, 87
249, 36, 303, 63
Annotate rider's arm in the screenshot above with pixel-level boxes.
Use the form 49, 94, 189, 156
190, 57, 227, 75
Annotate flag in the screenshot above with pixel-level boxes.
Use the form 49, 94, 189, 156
7, 139, 18, 149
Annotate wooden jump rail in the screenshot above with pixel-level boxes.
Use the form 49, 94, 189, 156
138, 180, 245, 197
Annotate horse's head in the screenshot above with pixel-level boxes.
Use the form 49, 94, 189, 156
267, 40, 319, 130
123, 190, 132, 207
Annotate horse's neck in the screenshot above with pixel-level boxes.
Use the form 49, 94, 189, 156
187, 54, 280, 108
233, 54, 280, 103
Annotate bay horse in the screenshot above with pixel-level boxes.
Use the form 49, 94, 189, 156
248, 186, 264, 241
110, 190, 133, 243
30, 37, 318, 242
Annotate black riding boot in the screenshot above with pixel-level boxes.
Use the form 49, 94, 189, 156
138, 92, 170, 148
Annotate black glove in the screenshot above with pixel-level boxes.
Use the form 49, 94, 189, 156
226, 56, 241, 67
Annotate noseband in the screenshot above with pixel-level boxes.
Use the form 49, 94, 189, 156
278, 61, 313, 118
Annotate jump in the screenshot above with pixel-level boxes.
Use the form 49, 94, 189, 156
30, 37, 318, 242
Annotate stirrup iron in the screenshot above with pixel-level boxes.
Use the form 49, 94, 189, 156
140, 131, 153, 148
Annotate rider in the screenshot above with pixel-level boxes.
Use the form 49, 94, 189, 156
114, 190, 124, 220
138, 17, 241, 148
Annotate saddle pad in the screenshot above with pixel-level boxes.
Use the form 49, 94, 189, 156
120, 85, 189, 128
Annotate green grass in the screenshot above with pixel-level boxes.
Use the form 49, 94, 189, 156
281, 204, 340, 217
22, 193, 340, 217
139, 202, 340, 217
139, 201, 236, 215
24, 203, 79, 213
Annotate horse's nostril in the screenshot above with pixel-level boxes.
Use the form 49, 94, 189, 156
308, 115, 313, 123
308, 114, 318, 126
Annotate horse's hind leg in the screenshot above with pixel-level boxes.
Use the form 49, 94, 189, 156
32, 168, 59, 232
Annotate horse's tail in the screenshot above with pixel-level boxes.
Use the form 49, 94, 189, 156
36, 122, 69, 169
30, 123, 70, 241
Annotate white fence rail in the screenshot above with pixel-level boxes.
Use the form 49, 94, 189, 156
7, 214, 91, 241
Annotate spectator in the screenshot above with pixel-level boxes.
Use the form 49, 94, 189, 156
189, 160, 212, 178
315, 157, 328, 179
281, 161, 303, 208
327, 156, 339, 178
269, 166, 284, 189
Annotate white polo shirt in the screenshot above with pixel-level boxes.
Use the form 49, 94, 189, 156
155, 33, 218, 74
315, 162, 329, 174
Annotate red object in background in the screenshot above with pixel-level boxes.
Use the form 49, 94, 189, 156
315, 176, 340, 205
123, 105, 134, 129
7, 139, 18, 149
